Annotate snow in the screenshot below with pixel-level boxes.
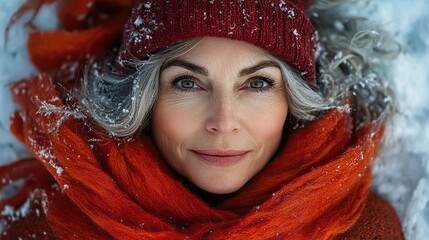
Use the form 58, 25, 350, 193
1, 199, 30, 222
341, 1, 429, 239
0, 0, 428, 239
134, 16, 143, 27
144, 2, 152, 9
0, 0, 59, 165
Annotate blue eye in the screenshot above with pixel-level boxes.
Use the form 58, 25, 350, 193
249, 79, 269, 88
247, 77, 274, 92
178, 79, 197, 89
171, 76, 201, 92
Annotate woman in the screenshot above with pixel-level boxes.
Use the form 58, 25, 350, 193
1, 0, 403, 239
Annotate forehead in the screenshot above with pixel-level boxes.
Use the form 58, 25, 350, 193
178, 37, 273, 66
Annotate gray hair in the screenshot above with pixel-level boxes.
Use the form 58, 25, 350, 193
81, 1, 400, 138
309, 0, 401, 128
81, 40, 200, 137
81, 40, 326, 137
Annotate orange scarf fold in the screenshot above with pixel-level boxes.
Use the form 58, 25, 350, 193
1, 74, 383, 239
1, 1, 384, 239
7, 0, 132, 72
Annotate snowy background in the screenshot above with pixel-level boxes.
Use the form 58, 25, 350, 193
0, 0, 428, 239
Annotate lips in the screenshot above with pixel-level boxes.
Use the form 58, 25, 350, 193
192, 150, 248, 167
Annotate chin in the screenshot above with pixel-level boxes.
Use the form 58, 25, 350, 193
193, 175, 248, 194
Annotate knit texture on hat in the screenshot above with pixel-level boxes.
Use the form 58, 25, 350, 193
118, 0, 318, 84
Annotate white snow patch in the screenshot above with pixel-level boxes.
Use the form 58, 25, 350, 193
144, 2, 152, 9
134, 16, 143, 27
1, 199, 30, 222
292, 29, 300, 37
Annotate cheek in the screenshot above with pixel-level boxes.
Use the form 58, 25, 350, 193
257, 108, 287, 139
151, 98, 203, 149
242, 95, 288, 143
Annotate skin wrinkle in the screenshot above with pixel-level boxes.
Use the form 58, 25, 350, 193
3, 1, 404, 238
84, 37, 327, 138
162, 59, 279, 78
152, 37, 289, 194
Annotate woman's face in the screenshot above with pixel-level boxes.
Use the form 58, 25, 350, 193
152, 37, 288, 194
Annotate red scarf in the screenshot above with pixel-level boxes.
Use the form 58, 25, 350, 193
1, 0, 384, 239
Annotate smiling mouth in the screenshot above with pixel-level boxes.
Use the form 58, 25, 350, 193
191, 150, 248, 167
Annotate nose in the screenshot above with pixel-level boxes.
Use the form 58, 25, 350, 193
205, 96, 240, 134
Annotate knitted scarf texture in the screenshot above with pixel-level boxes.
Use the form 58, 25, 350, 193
0, 0, 384, 239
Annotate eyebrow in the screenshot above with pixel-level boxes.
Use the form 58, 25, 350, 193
162, 59, 209, 76
239, 60, 279, 77
162, 59, 279, 77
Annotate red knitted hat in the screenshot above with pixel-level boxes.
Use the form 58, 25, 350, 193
117, 0, 318, 85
